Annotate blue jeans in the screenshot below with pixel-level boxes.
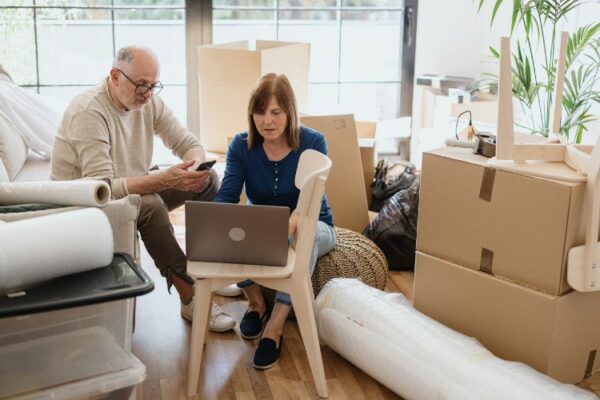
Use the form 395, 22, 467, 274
237, 221, 337, 306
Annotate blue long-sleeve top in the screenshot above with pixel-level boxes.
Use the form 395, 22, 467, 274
215, 126, 334, 226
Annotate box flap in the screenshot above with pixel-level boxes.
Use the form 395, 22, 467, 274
301, 114, 369, 233
198, 45, 261, 83
256, 40, 304, 50
259, 43, 310, 110
425, 146, 581, 187
204, 40, 251, 50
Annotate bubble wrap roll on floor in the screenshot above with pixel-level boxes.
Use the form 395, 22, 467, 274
315, 278, 597, 400
0, 208, 113, 294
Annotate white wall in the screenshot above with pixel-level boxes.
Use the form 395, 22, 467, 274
412, 0, 511, 81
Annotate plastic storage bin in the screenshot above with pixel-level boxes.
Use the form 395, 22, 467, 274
0, 325, 146, 399
0, 254, 153, 399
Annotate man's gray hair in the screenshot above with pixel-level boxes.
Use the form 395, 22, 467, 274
113, 46, 158, 72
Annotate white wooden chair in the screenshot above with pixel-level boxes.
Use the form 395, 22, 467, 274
488, 33, 600, 292
186, 149, 332, 398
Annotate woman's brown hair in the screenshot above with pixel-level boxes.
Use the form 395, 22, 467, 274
247, 73, 300, 150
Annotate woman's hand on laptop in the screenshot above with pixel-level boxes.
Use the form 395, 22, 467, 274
160, 160, 211, 192
288, 210, 300, 236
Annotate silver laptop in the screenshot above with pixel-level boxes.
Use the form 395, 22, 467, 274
185, 201, 290, 266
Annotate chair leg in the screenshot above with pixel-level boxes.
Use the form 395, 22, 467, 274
187, 279, 212, 397
290, 279, 329, 398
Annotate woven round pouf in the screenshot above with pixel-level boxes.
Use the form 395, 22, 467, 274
262, 227, 388, 311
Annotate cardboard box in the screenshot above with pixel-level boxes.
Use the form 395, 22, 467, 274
197, 40, 310, 152
301, 114, 369, 233
356, 121, 376, 139
359, 138, 376, 208
353, 120, 377, 207
413, 252, 600, 384
417, 146, 585, 295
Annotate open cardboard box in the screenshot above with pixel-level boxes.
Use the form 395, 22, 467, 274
413, 252, 600, 384
417, 146, 586, 295
197, 40, 310, 153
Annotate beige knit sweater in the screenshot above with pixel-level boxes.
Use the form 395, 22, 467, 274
51, 80, 203, 198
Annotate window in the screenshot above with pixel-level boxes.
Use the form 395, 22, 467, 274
212, 0, 405, 121
0, 0, 186, 164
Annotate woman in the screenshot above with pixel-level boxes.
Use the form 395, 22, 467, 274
215, 73, 336, 369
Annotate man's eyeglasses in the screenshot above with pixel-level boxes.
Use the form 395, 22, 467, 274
116, 68, 163, 95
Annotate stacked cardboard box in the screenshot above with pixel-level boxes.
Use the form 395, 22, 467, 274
413, 146, 600, 384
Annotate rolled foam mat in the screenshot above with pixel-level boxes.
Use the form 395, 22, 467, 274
0, 180, 111, 207
0, 208, 113, 294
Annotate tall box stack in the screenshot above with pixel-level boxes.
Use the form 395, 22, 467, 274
197, 40, 310, 153
413, 146, 600, 384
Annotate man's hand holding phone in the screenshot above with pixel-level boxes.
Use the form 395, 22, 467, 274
162, 159, 215, 192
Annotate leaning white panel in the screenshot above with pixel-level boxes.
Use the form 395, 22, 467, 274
315, 278, 597, 400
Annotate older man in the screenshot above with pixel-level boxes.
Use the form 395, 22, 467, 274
51, 46, 236, 332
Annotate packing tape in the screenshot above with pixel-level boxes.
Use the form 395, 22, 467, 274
480, 248, 494, 274
479, 167, 496, 202
584, 349, 597, 379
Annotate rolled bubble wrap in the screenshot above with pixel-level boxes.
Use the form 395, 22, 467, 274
0, 208, 113, 294
315, 278, 598, 400
0, 180, 111, 207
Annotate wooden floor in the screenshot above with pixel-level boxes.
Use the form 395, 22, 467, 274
130, 212, 600, 399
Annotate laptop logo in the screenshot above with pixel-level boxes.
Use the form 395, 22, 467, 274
229, 227, 246, 242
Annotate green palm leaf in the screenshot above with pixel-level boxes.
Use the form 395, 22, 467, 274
566, 23, 600, 69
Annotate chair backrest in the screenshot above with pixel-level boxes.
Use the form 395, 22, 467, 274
292, 150, 332, 277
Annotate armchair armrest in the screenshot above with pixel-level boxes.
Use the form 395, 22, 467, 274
0, 195, 141, 263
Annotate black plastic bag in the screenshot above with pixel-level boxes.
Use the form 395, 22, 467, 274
364, 177, 420, 270
370, 159, 417, 212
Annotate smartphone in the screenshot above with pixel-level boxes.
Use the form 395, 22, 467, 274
195, 160, 216, 171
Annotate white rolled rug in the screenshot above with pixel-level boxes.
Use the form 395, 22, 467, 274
0, 180, 111, 207
315, 278, 597, 400
0, 208, 113, 294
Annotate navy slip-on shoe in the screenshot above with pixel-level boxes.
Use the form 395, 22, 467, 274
240, 309, 269, 340
253, 336, 284, 370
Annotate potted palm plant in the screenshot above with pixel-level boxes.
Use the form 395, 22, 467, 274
472, 0, 600, 143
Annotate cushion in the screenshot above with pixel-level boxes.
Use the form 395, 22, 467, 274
0, 158, 8, 182
0, 110, 28, 181
0, 65, 13, 83
0, 81, 62, 159
13, 152, 50, 182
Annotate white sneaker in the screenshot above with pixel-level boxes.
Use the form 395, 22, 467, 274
180, 300, 236, 332
214, 283, 242, 297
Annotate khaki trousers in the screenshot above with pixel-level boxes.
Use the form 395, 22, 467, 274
137, 169, 219, 291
